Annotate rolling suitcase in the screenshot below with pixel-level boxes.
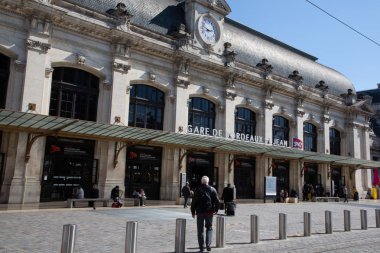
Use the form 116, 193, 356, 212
226, 202, 235, 216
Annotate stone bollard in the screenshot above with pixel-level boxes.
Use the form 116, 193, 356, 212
304, 212, 311, 237
344, 210, 351, 232
376, 209, 380, 228
61, 224, 76, 253
279, 213, 287, 240
216, 216, 226, 248
325, 211, 332, 234
360, 210, 368, 230
175, 218, 186, 253
250, 215, 259, 243
125, 221, 138, 253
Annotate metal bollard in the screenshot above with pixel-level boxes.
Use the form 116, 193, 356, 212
61, 224, 76, 253
376, 209, 380, 228
279, 213, 287, 240
344, 210, 351, 232
325, 211, 332, 234
250, 215, 259, 243
303, 212, 311, 237
216, 216, 226, 248
175, 218, 186, 253
125, 221, 138, 253
360, 210, 368, 230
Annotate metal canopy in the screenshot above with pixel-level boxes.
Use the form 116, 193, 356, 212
0, 109, 379, 168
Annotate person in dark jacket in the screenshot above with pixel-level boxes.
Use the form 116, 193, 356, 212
181, 182, 191, 208
89, 184, 99, 210
191, 176, 220, 252
111, 185, 120, 201
221, 183, 234, 214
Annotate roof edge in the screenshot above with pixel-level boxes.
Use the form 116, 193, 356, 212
225, 17, 318, 62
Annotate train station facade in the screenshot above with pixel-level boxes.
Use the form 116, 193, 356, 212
0, 0, 378, 204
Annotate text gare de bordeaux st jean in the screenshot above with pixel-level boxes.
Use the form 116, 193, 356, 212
186, 125, 292, 147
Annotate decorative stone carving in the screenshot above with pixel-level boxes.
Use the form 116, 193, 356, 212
172, 24, 191, 49
106, 2, 133, 30
126, 85, 132, 94
30, 17, 51, 35
296, 95, 305, 107
218, 102, 224, 112
76, 54, 86, 65
103, 80, 112, 90
264, 101, 274, 110
296, 109, 305, 117
226, 91, 236, 101
308, 113, 315, 120
288, 70, 303, 89
149, 72, 156, 82
14, 60, 26, 72
340, 89, 356, 106
315, 80, 329, 92
202, 86, 210, 94
176, 79, 190, 88
26, 39, 51, 53
322, 115, 331, 123
245, 98, 252, 105
113, 43, 131, 58
256, 58, 273, 79
263, 84, 274, 99
224, 72, 236, 88
169, 90, 176, 103
178, 59, 190, 75
223, 42, 237, 67
45, 68, 54, 78
113, 62, 131, 73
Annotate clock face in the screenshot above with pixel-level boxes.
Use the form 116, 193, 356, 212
198, 15, 219, 44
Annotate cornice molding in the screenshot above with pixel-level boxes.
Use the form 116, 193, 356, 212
26, 39, 50, 53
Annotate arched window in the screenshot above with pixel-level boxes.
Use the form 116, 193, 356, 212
235, 107, 256, 136
329, 128, 341, 155
273, 116, 289, 143
0, 53, 10, 109
188, 97, 215, 132
50, 67, 99, 121
128, 84, 165, 130
304, 122, 317, 152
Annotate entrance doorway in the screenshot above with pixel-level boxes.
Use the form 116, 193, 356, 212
125, 145, 162, 200
304, 163, 320, 187
41, 137, 97, 201
331, 167, 344, 197
273, 160, 289, 198
187, 152, 215, 191
234, 157, 255, 199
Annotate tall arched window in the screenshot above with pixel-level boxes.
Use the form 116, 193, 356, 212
188, 97, 215, 132
235, 108, 256, 136
330, 128, 341, 155
128, 84, 165, 130
0, 53, 10, 109
304, 122, 317, 152
273, 116, 289, 143
50, 67, 99, 121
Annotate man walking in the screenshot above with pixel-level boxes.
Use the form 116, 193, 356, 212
191, 176, 220, 252
221, 183, 234, 214
181, 182, 191, 208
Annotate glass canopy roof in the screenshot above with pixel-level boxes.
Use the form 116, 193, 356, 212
0, 109, 379, 168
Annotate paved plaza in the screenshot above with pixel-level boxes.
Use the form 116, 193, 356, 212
1, 200, 380, 253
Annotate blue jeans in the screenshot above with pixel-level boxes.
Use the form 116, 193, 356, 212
196, 214, 213, 250
184, 196, 189, 207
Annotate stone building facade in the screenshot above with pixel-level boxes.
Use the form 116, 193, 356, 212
0, 0, 377, 204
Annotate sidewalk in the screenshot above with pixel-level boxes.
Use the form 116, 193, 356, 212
0, 200, 380, 252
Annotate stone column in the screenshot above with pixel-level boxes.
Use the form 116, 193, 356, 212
7, 18, 52, 203
98, 43, 131, 198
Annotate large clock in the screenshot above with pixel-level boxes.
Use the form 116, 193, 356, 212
197, 15, 220, 45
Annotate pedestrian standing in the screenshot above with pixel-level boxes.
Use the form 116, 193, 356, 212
89, 184, 99, 209
191, 176, 220, 252
221, 183, 234, 214
343, 187, 348, 203
181, 182, 191, 208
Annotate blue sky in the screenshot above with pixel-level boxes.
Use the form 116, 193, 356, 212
227, 0, 380, 92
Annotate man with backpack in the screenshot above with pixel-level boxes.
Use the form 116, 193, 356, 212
191, 176, 220, 252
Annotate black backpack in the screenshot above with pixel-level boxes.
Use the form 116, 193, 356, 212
198, 186, 213, 212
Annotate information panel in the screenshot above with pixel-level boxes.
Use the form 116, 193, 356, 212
264, 176, 277, 203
